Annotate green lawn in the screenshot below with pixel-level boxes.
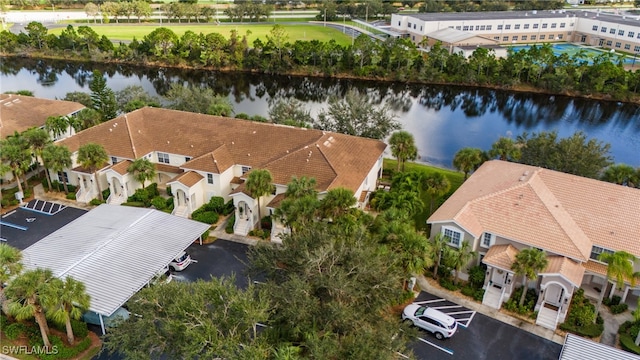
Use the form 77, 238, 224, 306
50, 23, 352, 46
383, 159, 464, 232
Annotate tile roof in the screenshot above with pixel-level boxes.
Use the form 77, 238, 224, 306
169, 171, 203, 187
583, 261, 608, 277
0, 94, 85, 139
266, 193, 286, 208
541, 256, 585, 288
59, 107, 386, 194
155, 163, 182, 174
183, 145, 235, 174
428, 160, 640, 261
110, 160, 132, 176
482, 244, 519, 271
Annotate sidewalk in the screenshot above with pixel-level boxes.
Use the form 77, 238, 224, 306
414, 275, 566, 345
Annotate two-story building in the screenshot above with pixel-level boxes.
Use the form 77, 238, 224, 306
55, 107, 386, 240
428, 160, 640, 330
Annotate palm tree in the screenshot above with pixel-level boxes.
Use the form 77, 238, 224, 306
511, 248, 548, 308
44, 115, 70, 140
453, 147, 484, 180
77, 143, 109, 201
318, 187, 356, 220
0, 133, 31, 197
389, 130, 418, 172
284, 176, 317, 199
23, 127, 52, 185
450, 241, 477, 285
0, 244, 23, 317
595, 251, 639, 323
46, 276, 91, 345
127, 158, 156, 189
245, 169, 274, 230
42, 144, 73, 194
489, 137, 521, 161
601, 164, 637, 186
423, 172, 451, 214
429, 233, 448, 280
5, 269, 58, 349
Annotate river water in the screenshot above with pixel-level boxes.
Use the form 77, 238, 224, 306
1, 57, 639, 168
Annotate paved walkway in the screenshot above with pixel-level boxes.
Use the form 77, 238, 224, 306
600, 305, 634, 346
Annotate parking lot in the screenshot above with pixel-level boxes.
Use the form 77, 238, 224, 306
408, 291, 562, 360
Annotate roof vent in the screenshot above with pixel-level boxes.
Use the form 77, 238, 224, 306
253, 131, 256, 134
519, 176, 526, 181
214, 159, 217, 163
138, 130, 141, 134
316, 144, 320, 147
523, 171, 529, 176
304, 145, 309, 149
167, 141, 170, 144
190, 144, 193, 148
109, 128, 112, 132
247, 153, 250, 156
306, 159, 309, 162
231, 141, 235, 145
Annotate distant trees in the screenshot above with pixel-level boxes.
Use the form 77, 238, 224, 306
163, 84, 233, 116
89, 70, 117, 120
268, 98, 313, 127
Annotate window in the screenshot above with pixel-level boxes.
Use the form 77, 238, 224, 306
606, 40, 612, 46
542, 23, 548, 29
551, 23, 557, 29
503, 36, 509, 41
615, 42, 621, 48
505, 24, 511, 30
549, 34, 554, 40
521, 35, 527, 41
413, 24, 416, 29
637, 33, 640, 39
494, 36, 500, 40
111, 156, 117, 164
463, 25, 469, 31
408, 22, 411, 28
557, 34, 563, 40
158, 152, 169, 164
443, 228, 462, 247
497, 25, 503, 30
524, 24, 530, 29
531, 35, 537, 40
580, 35, 587, 42
185, 156, 191, 162
241, 166, 251, 174
592, 25, 598, 31
456, 26, 461, 30
540, 35, 546, 40
533, 24, 539, 29
560, 23, 566, 28
514, 24, 520, 30
420, 26, 423, 31
601, 27, 607, 33
635, 46, 640, 52
57, 171, 69, 183
629, 32, 635, 38
625, 44, 631, 50
482, 233, 494, 248
610, 28, 616, 34
475, 25, 480, 31
486, 25, 492, 30
207, 173, 214, 184
480, 25, 485, 31
398, 21, 400, 26
618, 30, 624, 36
590, 246, 614, 261
512, 36, 518, 41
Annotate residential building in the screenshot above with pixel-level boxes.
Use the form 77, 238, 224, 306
55, 107, 386, 240
427, 160, 640, 330
391, 10, 640, 55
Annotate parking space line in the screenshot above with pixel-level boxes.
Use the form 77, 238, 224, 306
417, 337, 454, 355
445, 310, 474, 315
430, 305, 463, 310
414, 299, 446, 305
0, 221, 28, 231
467, 311, 477, 325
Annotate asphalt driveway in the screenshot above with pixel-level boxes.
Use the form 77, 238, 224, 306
408, 291, 563, 360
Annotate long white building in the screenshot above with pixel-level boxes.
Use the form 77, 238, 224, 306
391, 10, 640, 54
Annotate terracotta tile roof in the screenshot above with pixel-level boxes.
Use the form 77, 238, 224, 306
359, 190, 369, 203
230, 176, 244, 185
169, 171, 203, 188
110, 160, 132, 176
183, 145, 235, 174
482, 244, 519, 271
541, 256, 585, 288
72, 163, 110, 174
59, 107, 386, 194
266, 193, 286, 208
428, 160, 640, 261
0, 94, 84, 139
155, 163, 182, 174
583, 260, 608, 277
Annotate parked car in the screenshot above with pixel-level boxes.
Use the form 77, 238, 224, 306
149, 266, 173, 286
402, 303, 458, 340
82, 307, 130, 328
169, 251, 191, 271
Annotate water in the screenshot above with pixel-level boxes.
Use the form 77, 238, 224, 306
1, 57, 639, 168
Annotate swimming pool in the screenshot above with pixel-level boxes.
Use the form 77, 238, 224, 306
508, 43, 637, 65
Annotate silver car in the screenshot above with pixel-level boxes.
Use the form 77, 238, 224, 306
402, 303, 458, 340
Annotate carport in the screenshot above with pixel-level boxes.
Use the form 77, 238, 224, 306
21, 204, 210, 334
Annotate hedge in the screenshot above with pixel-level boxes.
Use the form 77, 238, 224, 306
192, 211, 219, 225
225, 213, 235, 234
619, 321, 640, 355
52, 318, 89, 340
559, 319, 604, 338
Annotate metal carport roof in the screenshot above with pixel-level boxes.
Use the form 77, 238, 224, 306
22, 204, 210, 317
559, 333, 640, 360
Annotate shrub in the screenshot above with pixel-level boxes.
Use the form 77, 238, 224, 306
52, 318, 89, 340
461, 286, 475, 298
473, 289, 485, 302
249, 229, 270, 240
505, 287, 538, 314
122, 201, 146, 207
438, 277, 458, 291
225, 213, 235, 234
467, 265, 486, 289
611, 295, 622, 306
619, 321, 640, 355
66, 193, 76, 200
151, 196, 167, 210
4, 323, 26, 340
559, 288, 604, 338
261, 215, 272, 230
610, 303, 629, 314
89, 198, 104, 206
205, 196, 225, 213
0, 313, 8, 329
145, 183, 159, 197
222, 200, 235, 215
235, 113, 250, 119
192, 211, 219, 225
101, 188, 110, 200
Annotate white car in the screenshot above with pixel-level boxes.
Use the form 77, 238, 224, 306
169, 251, 191, 271
402, 303, 458, 340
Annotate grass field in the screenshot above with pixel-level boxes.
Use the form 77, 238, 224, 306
50, 23, 353, 46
